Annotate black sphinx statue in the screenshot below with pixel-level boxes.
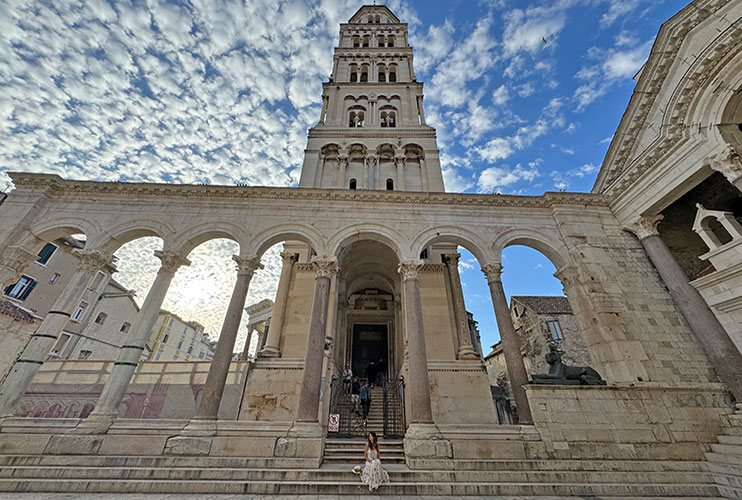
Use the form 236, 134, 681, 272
531, 350, 606, 386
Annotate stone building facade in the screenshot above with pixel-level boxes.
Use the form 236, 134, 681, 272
148, 311, 215, 362
0, 3, 739, 496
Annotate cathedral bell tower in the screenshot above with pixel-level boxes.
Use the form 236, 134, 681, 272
298, 5, 445, 192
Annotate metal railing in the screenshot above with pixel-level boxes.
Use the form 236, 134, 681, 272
383, 375, 405, 438
328, 374, 405, 438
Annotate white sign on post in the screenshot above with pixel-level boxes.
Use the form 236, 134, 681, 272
328, 413, 340, 432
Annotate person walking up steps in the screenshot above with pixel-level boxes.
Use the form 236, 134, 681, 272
360, 379, 372, 424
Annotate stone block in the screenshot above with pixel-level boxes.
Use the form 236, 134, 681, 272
0, 433, 50, 454
44, 434, 104, 455
404, 437, 452, 459
164, 436, 212, 455
274, 437, 296, 457
99, 434, 167, 455
210, 436, 275, 457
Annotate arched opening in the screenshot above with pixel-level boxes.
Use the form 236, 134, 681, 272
380, 110, 396, 128
387, 35, 395, 47
388, 63, 397, 82
348, 109, 365, 128
377, 36, 386, 48
349, 63, 358, 82
386, 178, 394, 190
360, 64, 369, 82
701, 216, 734, 246
349, 178, 357, 190
378, 64, 386, 83
352, 36, 360, 48
362, 35, 370, 48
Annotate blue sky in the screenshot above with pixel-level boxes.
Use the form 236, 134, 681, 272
0, 0, 690, 352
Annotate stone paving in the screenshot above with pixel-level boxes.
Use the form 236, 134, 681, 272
0, 495, 722, 500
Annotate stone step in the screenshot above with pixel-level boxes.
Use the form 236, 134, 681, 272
707, 461, 742, 478
719, 435, 742, 446
0, 455, 710, 473
706, 451, 742, 466
0, 465, 716, 485
711, 443, 742, 457
0, 478, 721, 496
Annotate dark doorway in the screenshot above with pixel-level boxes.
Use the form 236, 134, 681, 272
351, 324, 388, 380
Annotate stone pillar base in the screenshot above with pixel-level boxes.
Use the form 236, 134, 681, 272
258, 347, 281, 358
457, 347, 480, 360
164, 435, 213, 456
404, 423, 452, 461
44, 434, 105, 455
67, 414, 115, 435
179, 418, 217, 437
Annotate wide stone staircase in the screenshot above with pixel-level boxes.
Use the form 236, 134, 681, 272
706, 416, 742, 499
0, 452, 726, 496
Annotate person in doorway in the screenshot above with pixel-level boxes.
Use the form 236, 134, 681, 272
360, 431, 389, 491
342, 364, 352, 394
351, 377, 361, 416
360, 380, 372, 423
365, 360, 376, 387
375, 358, 387, 386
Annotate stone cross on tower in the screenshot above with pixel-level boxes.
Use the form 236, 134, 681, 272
298, 5, 445, 192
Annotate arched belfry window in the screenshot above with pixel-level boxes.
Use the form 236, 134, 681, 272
360, 64, 369, 82
386, 178, 394, 190
349, 178, 357, 190
362, 35, 370, 48
380, 110, 396, 128
378, 64, 386, 82
378, 36, 386, 48
349, 64, 358, 82
349, 110, 365, 128
387, 35, 395, 47
389, 63, 397, 82
352, 36, 360, 48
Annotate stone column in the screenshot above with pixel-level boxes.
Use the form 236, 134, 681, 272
76, 250, 190, 431
0, 249, 112, 417
481, 264, 533, 424
320, 95, 329, 124
708, 145, 742, 192
395, 154, 406, 191
337, 154, 348, 189
313, 154, 325, 187
442, 253, 479, 359
0, 245, 37, 291
240, 325, 254, 360
419, 154, 429, 191
398, 260, 434, 424
193, 256, 262, 422
627, 216, 742, 401
417, 95, 426, 125
296, 258, 337, 423
260, 251, 297, 357
363, 156, 371, 189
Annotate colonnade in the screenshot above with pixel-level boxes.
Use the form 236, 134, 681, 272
333, 147, 428, 191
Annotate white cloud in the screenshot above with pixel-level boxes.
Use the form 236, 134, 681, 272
492, 85, 510, 106
477, 163, 540, 193
600, 0, 640, 27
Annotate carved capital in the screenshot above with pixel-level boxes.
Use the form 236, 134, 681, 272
707, 145, 742, 183
554, 266, 580, 288
73, 249, 114, 273
312, 257, 338, 279
366, 154, 377, 166
481, 263, 503, 285
441, 252, 461, 266
337, 154, 349, 167
233, 255, 263, 277
154, 250, 191, 274
398, 260, 424, 281
279, 251, 299, 266
625, 215, 664, 240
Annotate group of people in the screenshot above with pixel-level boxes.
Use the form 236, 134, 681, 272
342, 359, 386, 423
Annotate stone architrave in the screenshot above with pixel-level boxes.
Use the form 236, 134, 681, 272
481, 263, 533, 424
398, 260, 434, 424
260, 251, 297, 357
707, 145, 742, 192
193, 255, 262, 423
296, 258, 338, 423
627, 215, 742, 401
74, 250, 190, 432
442, 252, 479, 360
0, 249, 112, 418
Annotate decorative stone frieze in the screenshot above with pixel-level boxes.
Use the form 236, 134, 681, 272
72, 249, 114, 272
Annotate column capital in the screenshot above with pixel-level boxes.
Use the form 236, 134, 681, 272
73, 249, 114, 272
442, 252, 461, 265
625, 215, 664, 240
279, 251, 299, 265
707, 145, 742, 184
311, 257, 338, 279
233, 255, 263, 277
481, 263, 503, 284
154, 250, 191, 274
366, 154, 377, 165
553, 265, 580, 288
398, 260, 424, 281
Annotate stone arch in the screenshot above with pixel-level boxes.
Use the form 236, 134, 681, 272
92, 219, 177, 254
25, 216, 102, 252
328, 223, 406, 260
249, 223, 326, 258
171, 221, 248, 256
491, 228, 569, 270
410, 226, 491, 264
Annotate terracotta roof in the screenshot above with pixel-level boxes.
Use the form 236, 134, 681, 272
511, 296, 572, 315
0, 299, 38, 323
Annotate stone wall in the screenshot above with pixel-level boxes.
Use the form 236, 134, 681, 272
0, 307, 39, 383
526, 384, 733, 460
15, 360, 249, 420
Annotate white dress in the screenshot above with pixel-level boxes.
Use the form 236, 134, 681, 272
361, 448, 390, 491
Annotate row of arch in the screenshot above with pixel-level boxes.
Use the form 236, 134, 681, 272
351, 34, 396, 48
349, 63, 397, 83
320, 142, 424, 160
348, 109, 396, 127
20, 217, 569, 276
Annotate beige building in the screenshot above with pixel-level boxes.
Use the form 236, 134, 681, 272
486, 296, 590, 395
0, 3, 741, 496
148, 311, 215, 362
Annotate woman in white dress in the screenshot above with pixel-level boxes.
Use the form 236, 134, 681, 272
361, 431, 389, 491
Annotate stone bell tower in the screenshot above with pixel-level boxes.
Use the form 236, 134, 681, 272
298, 5, 445, 192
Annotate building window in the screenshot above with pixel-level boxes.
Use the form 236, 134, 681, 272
162, 333, 169, 343
4, 276, 37, 301
71, 301, 89, 322
348, 110, 365, 128
172, 355, 178, 361
380, 110, 396, 128
419, 248, 429, 260
352, 36, 360, 48
51, 333, 71, 356
36, 243, 58, 265
120, 322, 131, 333
349, 178, 357, 190
199, 351, 205, 359
386, 178, 394, 190
168, 318, 174, 327
78, 350, 92, 360
362, 35, 369, 47
387, 35, 395, 47
388, 64, 397, 82
187, 345, 194, 354
547, 320, 563, 341
177, 340, 183, 350
49, 272, 61, 284
154, 350, 162, 361
94, 312, 107, 325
